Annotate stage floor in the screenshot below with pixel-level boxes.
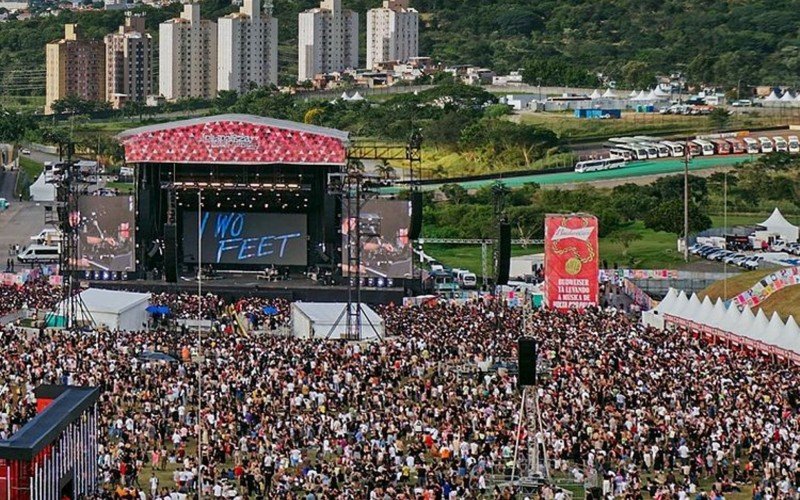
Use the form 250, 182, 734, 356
84, 272, 408, 304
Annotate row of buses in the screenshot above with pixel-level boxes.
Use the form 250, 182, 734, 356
575, 134, 800, 173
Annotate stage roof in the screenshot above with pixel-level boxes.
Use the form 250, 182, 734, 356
118, 114, 350, 166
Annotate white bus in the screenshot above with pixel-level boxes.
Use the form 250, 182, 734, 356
692, 139, 715, 156
788, 136, 800, 154
636, 143, 659, 159
574, 157, 627, 173
608, 148, 634, 160
759, 136, 774, 153
660, 141, 685, 157
606, 143, 648, 160
743, 137, 761, 154
773, 136, 788, 152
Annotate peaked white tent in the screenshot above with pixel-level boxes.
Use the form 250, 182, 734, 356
291, 302, 384, 341
341, 91, 365, 101
764, 90, 781, 101
29, 172, 56, 202
654, 86, 671, 98
646, 89, 659, 101
589, 89, 602, 99
734, 307, 758, 345
756, 208, 799, 243
49, 288, 150, 331
629, 89, 639, 98
795, 93, 800, 102
780, 91, 796, 103
602, 88, 617, 98
764, 311, 786, 349
708, 298, 727, 331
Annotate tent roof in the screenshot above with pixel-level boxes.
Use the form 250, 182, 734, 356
589, 89, 602, 99
763, 311, 786, 347
759, 208, 798, 230
733, 306, 757, 341
781, 91, 795, 102
602, 88, 616, 98
629, 90, 639, 98
293, 302, 383, 340
656, 288, 678, 314
708, 298, 727, 330
74, 288, 150, 315
765, 90, 780, 101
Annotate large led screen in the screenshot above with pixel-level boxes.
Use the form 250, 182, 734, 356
77, 195, 136, 271
183, 212, 307, 266
342, 199, 412, 278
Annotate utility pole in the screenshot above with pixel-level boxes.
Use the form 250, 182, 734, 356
684, 137, 690, 262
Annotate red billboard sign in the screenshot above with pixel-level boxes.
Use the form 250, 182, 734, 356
544, 214, 599, 310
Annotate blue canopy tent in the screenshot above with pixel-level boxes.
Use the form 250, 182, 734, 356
146, 305, 171, 315
262, 306, 279, 315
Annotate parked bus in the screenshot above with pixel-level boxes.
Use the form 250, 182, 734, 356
725, 138, 746, 154
692, 139, 715, 156
687, 142, 702, 156
759, 137, 774, 153
788, 136, 800, 154
639, 142, 671, 157
660, 141, 685, 157
608, 148, 634, 160
743, 137, 761, 154
773, 136, 788, 152
711, 139, 731, 154
574, 157, 627, 173
636, 143, 659, 159
608, 143, 648, 160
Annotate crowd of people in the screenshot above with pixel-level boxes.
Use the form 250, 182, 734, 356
0, 281, 799, 499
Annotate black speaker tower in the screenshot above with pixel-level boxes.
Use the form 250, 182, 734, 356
518, 337, 537, 386
409, 191, 423, 240
495, 222, 511, 285
163, 223, 178, 283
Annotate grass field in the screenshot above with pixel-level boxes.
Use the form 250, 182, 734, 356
517, 110, 793, 142
700, 269, 773, 301
105, 181, 135, 194
758, 286, 800, 320
16, 156, 44, 200
425, 222, 691, 273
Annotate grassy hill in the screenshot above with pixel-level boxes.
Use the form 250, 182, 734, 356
3, 0, 800, 92
700, 268, 800, 320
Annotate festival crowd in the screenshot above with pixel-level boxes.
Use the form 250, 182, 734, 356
0, 279, 798, 499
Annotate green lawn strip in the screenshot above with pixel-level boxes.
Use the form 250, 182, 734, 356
16, 156, 44, 200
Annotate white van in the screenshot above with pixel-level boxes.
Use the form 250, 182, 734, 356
16, 245, 60, 264
789, 136, 800, 154
30, 228, 63, 245
759, 137, 774, 153
773, 136, 788, 152
460, 272, 478, 289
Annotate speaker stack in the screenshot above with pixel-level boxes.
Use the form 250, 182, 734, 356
517, 337, 537, 386
409, 191, 423, 240
495, 222, 511, 285
163, 223, 178, 283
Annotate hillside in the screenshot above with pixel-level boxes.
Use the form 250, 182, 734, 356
699, 269, 773, 302
2, 0, 800, 92
700, 268, 800, 320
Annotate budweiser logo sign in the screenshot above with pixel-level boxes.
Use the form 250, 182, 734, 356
550, 226, 594, 241
202, 134, 256, 149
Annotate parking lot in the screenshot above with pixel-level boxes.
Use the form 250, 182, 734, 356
690, 242, 800, 270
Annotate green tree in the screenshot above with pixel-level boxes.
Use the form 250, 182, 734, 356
610, 230, 643, 256
643, 199, 712, 236
708, 107, 731, 130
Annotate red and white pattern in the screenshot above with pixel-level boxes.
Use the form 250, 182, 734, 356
122, 120, 347, 165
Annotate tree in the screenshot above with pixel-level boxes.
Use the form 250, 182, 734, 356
374, 159, 395, 179
440, 183, 468, 204
643, 199, 712, 236
708, 107, 731, 130
610, 231, 643, 256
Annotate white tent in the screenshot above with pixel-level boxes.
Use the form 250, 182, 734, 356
29, 172, 56, 202
602, 88, 617, 98
756, 208, 799, 243
750, 308, 771, 345
764, 90, 781, 101
341, 91, 365, 101
722, 302, 744, 340
646, 89, 659, 101
669, 291, 690, 319
589, 89, 602, 99
51, 288, 150, 331
733, 306, 758, 344
629, 90, 639, 98
780, 91, 796, 103
656, 288, 678, 314
683, 293, 703, 323
636, 90, 649, 101
764, 311, 786, 349
654, 86, 671, 98
291, 302, 384, 341
794, 93, 800, 103
708, 298, 728, 331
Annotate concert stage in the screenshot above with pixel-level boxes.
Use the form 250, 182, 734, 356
86, 272, 409, 303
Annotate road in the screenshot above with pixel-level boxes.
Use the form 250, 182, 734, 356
408, 155, 751, 192
0, 170, 17, 200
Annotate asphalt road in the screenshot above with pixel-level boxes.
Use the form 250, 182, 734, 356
0, 170, 17, 200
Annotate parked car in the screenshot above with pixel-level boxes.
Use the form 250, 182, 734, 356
20, 148, 31, 155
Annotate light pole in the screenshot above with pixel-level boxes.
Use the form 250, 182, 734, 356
196, 189, 203, 498
684, 137, 690, 262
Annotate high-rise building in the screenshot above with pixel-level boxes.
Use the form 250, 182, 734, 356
105, 13, 153, 109
45, 24, 106, 115
366, 0, 418, 70
217, 0, 278, 93
297, 0, 358, 83
159, 3, 218, 101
